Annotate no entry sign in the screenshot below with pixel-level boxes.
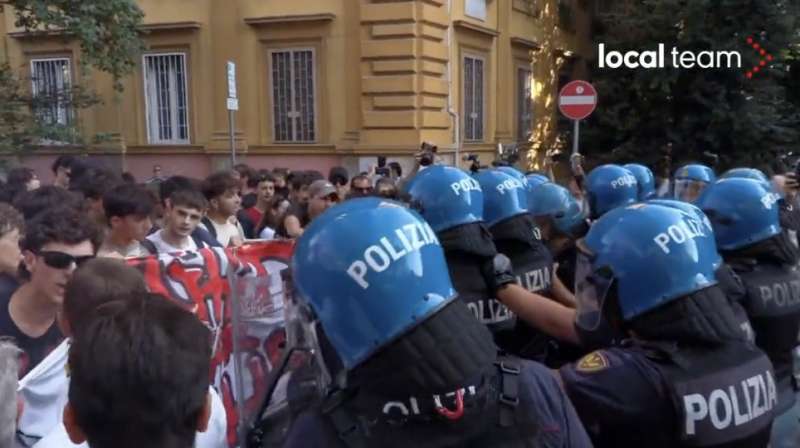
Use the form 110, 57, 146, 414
559, 80, 597, 120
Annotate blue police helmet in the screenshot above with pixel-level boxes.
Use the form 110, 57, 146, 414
585, 164, 639, 219
528, 182, 586, 236
646, 199, 721, 270
404, 165, 484, 232
292, 197, 457, 370
623, 163, 656, 200
525, 173, 551, 190
473, 170, 529, 226
496, 166, 526, 180
674, 164, 716, 183
582, 203, 720, 320
721, 167, 769, 183
694, 178, 782, 251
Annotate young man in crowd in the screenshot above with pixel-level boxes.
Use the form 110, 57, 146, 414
0, 207, 97, 377
20, 258, 226, 448
153, 176, 220, 249
0, 204, 24, 289
50, 156, 75, 189
63, 291, 214, 448
145, 190, 209, 254
242, 172, 276, 235
277, 179, 339, 238
97, 184, 155, 258
199, 171, 245, 247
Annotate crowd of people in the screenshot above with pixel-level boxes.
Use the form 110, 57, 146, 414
1, 149, 800, 448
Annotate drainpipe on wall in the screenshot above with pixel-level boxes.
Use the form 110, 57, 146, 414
446, 0, 460, 167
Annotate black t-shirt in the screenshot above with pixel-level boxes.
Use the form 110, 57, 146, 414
0, 282, 64, 378
276, 203, 310, 238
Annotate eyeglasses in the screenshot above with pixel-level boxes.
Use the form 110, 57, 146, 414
352, 187, 372, 194
37, 251, 94, 269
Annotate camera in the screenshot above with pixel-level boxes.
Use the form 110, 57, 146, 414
495, 143, 521, 166
419, 142, 438, 167
376, 155, 390, 177
462, 153, 481, 174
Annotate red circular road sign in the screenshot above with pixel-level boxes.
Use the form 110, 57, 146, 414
558, 80, 597, 120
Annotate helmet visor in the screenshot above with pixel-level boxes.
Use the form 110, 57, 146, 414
574, 248, 614, 332
674, 179, 708, 203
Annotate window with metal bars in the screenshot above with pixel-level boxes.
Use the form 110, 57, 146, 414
143, 53, 190, 144
517, 68, 533, 141
270, 49, 316, 143
30, 58, 73, 126
463, 55, 484, 142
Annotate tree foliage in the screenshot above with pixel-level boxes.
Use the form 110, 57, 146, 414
0, 0, 145, 152
584, 0, 800, 174
4, 0, 145, 87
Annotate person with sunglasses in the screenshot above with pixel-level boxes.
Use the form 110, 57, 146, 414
0, 206, 97, 378
346, 174, 373, 199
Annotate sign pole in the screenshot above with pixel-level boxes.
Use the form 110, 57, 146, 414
229, 110, 236, 167
572, 119, 580, 156
226, 61, 239, 168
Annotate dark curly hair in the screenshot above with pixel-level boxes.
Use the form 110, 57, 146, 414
19, 206, 100, 280
13, 186, 84, 221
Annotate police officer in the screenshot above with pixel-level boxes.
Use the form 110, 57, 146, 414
673, 163, 715, 203
723, 167, 800, 244
623, 163, 657, 201
274, 197, 592, 447
695, 178, 800, 439
474, 169, 577, 364
528, 181, 589, 291
558, 203, 775, 447
584, 164, 639, 219
404, 165, 515, 343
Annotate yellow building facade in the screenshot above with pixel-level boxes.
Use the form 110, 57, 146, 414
0, 0, 591, 180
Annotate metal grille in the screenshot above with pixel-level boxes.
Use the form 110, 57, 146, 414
518, 68, 533, 140
271, 49, 315, 143
143, 53, 190, 144
464, 56, 484, 141
30, 58, 72, 126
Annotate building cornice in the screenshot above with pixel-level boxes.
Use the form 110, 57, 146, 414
244, 13, 336, 27
453, 20, 499, 38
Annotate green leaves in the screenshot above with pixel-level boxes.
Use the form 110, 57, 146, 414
586, 0, 800, 171
8, 0, 145, 90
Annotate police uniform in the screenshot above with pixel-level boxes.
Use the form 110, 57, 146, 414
561, 342, 775, 448
727, 259, 800, 415
440, 223, 518, 343
281, 358, 592, 448
491, 214, 563, 364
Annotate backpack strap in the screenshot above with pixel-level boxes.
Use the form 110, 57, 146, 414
201, 216, 217, 238
141, 238, 158, 255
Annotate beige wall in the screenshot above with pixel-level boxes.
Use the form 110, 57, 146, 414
0, 0, 591, 178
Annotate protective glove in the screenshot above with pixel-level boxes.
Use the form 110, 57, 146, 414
481, 253, 517, 294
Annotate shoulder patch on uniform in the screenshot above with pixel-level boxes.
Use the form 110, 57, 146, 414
576, 351, 609, 373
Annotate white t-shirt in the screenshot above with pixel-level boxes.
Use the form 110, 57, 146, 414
97, 239, 150, 259
199, 218, 245, 247
259, 226, 276, 241
145, 229, 198, 254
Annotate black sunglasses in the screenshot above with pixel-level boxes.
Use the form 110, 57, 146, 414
37, 251, 94, 269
